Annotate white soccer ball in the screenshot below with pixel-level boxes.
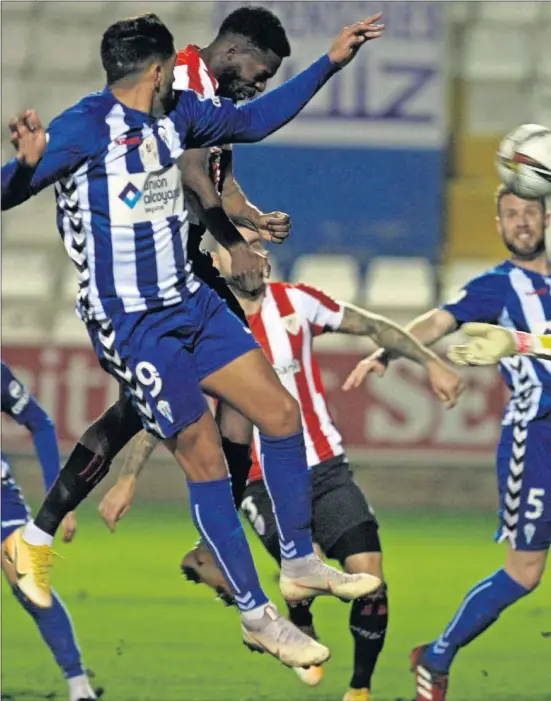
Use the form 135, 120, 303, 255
496, 124, 551, 199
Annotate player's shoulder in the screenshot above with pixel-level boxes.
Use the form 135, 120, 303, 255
269, 282, 340, 311
464, 261, 513, 290
48, 89, 113, 144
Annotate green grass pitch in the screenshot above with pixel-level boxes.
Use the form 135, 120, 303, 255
2, 506, 550, 701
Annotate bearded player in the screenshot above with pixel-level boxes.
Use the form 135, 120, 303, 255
344, 185, 551, 701
99, 222, 463, 701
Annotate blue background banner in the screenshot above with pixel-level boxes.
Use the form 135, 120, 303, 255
215, 1, 447, 266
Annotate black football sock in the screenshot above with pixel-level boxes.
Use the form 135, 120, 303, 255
34, 444, 111, 535
287, 598, 315, 630
349, 586, 388, 690
222, 437, 252, 509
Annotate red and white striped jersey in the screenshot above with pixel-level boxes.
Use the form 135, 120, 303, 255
248, 282, 345, 482
173, 45, 229, 220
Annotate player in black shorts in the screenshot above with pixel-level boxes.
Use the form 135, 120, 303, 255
100, 222, 463, 701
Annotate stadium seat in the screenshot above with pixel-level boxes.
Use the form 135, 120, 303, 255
2, 249, 56, 300
363, 257, 434, 310
1, 21, 32, 73
440, 260, 499, 303
33, 27, 98, 76
2, 190, 58, 245
51, 310, 90, 346
477, 1, 543, 24
61, 264, 79, 303
464, 26, 530, 81
1, 304, 51, 344
291, 255, 360, 303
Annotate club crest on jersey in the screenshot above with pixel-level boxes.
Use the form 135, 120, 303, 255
139, 135, 161, 171
282, 313, 301, 335
157, 399, 173, 423
524, 523, 536, 545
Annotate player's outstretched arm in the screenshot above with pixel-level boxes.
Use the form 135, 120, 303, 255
2, 107, 93, 210
98, 430, 160, 532
337, 305, 464, 406
173, 14, 384, 149
342, 308, 459, 395
447, 323, 551, 365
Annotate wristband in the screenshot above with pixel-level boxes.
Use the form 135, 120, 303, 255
514, 331, 534, 356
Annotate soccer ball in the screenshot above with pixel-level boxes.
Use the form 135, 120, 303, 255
495, 124, 551, 199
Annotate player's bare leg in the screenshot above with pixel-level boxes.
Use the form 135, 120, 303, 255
165, 410, 330, 668
201, 348, 382, 602
2, 534, 99, 700
412, 543, 545, 701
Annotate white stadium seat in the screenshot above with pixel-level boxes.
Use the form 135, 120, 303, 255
51, 310, 90, 346
2, 190, 58, 245
440, 260, 498, 304
1, 20, 32, 73
363, 257, 434, 310
2, 249, 55, 300
477, 1, 543, 24
291, 255, 360, 304
464, 25, 531, 81
2, 304, 51, 344
33, 27, 98, 76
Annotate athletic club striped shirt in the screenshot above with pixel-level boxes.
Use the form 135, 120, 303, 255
172, 44, 229, 225
443, 260, 551, 422
248, 282, 345, 482
1, 55, 337, 322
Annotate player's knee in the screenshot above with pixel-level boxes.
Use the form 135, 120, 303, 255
260, 391, 301, 436
506, 552, 546, 591
173, 419, 228, 481
344, 551, 384, 581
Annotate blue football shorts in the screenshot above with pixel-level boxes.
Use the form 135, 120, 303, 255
495, 413, 551, 551
2, 466, 30, 543
87, 282, 258, 439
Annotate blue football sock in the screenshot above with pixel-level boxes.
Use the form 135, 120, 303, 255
259, 431, 314, 559
189, 477, 269, 612
12, 585, 84, 679
424, 569, 530, 672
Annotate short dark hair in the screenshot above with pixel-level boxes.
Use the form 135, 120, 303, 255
101, 13, 175, 84
217, 6, 291, 58
495, 183, 547, 215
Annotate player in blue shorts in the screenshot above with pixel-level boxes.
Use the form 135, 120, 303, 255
1, 362, 97, 701
344, 184, 551, 701
2, 12, 385, 668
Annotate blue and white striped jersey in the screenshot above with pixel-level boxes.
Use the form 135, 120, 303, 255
443, 260, 551, 422
2, 55, 335, 321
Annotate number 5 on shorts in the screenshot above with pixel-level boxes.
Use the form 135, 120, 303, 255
525, 488, 545, 520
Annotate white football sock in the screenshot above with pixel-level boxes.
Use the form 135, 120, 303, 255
23, 520, 54, 547
68, 674, 96, 701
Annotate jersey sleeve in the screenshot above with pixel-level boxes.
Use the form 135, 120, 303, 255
2, 106, 93, 211
170, 54, 336, 149
295, 283, 345, 336
1, 363, 60, 491
441, 273, 506, 325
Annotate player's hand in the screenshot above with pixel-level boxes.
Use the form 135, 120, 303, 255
328, 13, 385, 68
98, 477, 136, 533
425, 358, 464, 409
229, 241, 268, 293
61, 512, 77, 543
447, 323, 518, 366
9, 110, 47, 167
257, 212, 291, 245
342, 349, 388, 391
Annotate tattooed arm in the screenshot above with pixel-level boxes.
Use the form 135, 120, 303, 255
98, 431, 161, 532
337, 304, 464, 407
337, 303, 439, 366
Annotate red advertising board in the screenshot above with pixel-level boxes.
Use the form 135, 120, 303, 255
2, 346, 507, 461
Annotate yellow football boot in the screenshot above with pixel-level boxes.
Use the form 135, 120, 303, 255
4, 527, 53, 608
